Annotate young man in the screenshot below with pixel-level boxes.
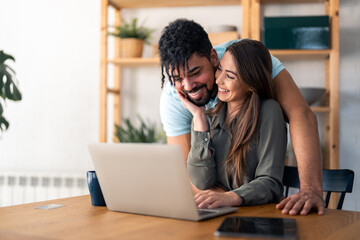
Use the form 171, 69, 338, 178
158, 19, 324, 216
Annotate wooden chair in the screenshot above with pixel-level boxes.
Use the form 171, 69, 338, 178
282, 166, 355, 210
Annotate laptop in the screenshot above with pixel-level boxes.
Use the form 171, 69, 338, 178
88, 143, 237, 221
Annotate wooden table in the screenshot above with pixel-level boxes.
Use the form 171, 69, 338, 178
0, 195, 359, 239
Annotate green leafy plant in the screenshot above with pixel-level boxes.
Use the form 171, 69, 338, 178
0, 50, 22, 132
115, 116, 165, 143
109, 18, 154, 44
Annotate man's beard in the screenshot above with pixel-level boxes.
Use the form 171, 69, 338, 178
183, 84, 217, 107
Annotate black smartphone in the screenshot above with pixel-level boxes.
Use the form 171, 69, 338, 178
214, 216, 297, 239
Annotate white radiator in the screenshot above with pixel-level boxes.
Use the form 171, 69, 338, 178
0, 172, 89, 207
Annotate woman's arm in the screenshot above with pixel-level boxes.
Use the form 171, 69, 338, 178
177, 91, 217, 190
187, 130, 217, 190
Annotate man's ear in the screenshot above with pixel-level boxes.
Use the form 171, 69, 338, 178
210, 48, 219, 67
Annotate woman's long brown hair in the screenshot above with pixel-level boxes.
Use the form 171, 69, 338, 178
209, 39, 277, 186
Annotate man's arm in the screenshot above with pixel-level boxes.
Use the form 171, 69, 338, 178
274, 69, 325, 215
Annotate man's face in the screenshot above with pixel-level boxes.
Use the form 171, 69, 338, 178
170, 51, 219, 107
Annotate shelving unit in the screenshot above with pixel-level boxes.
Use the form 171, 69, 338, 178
249, 0, 339, 170
249, 0, 339, 209
99, 0, 250, 142
99, 0, 339, 172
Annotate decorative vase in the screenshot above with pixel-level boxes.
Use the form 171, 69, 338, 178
120, 38, 144, 58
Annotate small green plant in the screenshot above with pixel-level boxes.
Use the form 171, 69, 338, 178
109, 18, 154, 44
0, 50, 22, 132
115, 116, 165, 143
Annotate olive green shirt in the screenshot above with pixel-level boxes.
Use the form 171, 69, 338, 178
187, 99, 287, 206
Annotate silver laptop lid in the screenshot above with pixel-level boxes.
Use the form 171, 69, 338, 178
88, 143, 200, 221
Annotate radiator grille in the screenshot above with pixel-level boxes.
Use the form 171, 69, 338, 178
0, 172, 89, 207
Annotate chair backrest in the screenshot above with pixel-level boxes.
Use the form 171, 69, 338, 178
282, 166, 354, 210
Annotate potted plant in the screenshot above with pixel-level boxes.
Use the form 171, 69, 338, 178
115, 115, 165, 143
109, 18, 154, 58
0, 50, 22, 133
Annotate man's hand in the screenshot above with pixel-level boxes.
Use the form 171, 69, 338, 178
276, 189, 325, 215
195, 190, 242, 209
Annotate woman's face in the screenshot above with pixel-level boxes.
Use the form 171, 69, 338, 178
215, 51, 250, 108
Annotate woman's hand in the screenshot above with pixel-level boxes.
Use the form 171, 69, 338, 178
194, 190, 243, 209
177, 91, 208, 131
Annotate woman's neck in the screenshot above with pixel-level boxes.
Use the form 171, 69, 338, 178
225, 102, 242, 126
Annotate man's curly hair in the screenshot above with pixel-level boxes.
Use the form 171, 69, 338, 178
158, 19, 213, 88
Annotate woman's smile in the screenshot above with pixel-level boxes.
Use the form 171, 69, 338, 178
218, 87, 230, 93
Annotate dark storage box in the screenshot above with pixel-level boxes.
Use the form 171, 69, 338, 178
264, 16, 330, 49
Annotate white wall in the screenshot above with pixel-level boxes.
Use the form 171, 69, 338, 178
338, 0, 360, 211
0, 0, 359, 210
0, 0, 100, 173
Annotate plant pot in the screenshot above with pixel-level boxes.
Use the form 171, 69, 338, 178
120, 38, 144, 58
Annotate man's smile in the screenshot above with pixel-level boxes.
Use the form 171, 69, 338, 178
187, 87, 204, 98
183, 85, 206, 99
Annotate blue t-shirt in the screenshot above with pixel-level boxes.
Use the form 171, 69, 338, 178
159, 40, 285, 137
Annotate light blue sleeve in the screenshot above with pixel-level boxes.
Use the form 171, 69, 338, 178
271, 54, 284, 79
159, 82, 193, 137
214, 39, 285, 79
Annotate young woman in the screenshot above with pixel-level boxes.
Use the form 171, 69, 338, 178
178, 39, 287, 208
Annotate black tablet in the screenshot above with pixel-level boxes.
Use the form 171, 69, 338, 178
214, 216, 297, 239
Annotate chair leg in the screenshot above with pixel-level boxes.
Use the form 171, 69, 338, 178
285, 187, 289, 198
337, 193, 346, 210
325, 192, 331, 208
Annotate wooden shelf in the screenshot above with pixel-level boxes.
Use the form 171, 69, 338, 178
270, 49, 330, 60
108, 58, 160, 66
109, 0, 242, 9
107, 50, 331, 66
311, 106, 330, 113
260, 0, 325, 4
